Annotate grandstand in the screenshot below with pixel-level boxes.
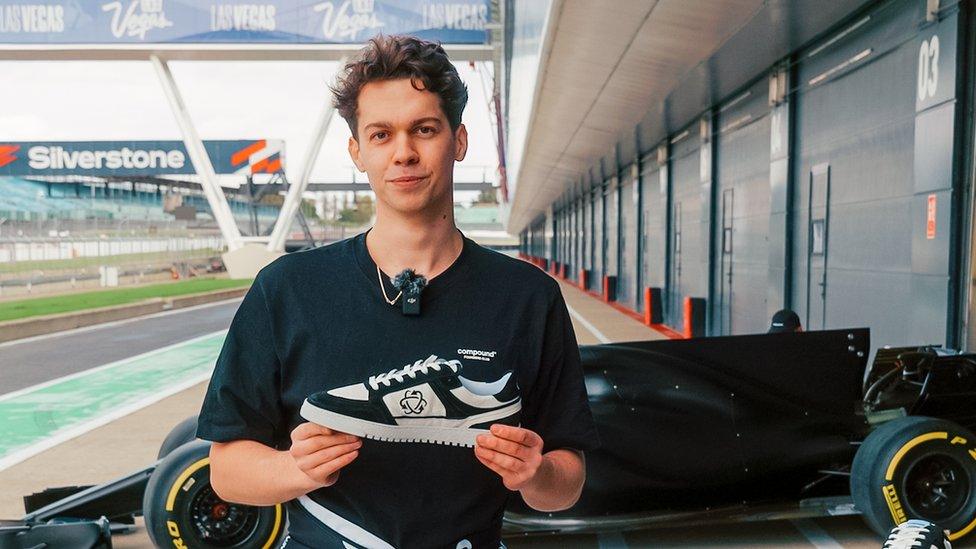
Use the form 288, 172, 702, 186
0, 176, 279, 228
453, 203, 517, 249
454, 203, 502, 228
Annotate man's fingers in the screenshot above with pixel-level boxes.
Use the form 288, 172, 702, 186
308, 449, 360, 480
489, 424, 542, 447
319, 433, 361, 446
475, 452, 514, 479
476, 428, 545, 492
292, 422, 335, 440
476, 435, 528, 461
290, 433, 361, 465
294, 432, 360, 451
292, 422, 361, 441
475, 445, 523, 472
292, 438, 347, 458
475, 452, 530, 490
302, 440, 362, 466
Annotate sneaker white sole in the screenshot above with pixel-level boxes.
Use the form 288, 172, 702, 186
300, 400, 513, 447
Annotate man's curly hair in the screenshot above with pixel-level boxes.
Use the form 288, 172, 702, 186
331, 34, 468, 140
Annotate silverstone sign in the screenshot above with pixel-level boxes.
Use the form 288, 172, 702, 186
0, 140, 285, 176
0, 0, 490, 44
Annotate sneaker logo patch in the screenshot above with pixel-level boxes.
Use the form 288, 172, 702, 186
458, 348, 497, 362
399, 390, 427, 414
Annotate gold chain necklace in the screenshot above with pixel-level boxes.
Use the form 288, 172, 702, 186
376, 265, 402, 305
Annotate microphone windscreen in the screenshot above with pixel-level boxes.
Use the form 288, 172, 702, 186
392, 268, 427, 294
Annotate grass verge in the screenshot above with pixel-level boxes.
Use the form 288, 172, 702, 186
0, 277, 252, 322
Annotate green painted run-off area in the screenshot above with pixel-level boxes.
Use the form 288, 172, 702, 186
0, 331, 226, 461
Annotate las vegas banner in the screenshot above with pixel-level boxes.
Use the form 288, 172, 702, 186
0, 0, 490, 45
0, 140, 285, 176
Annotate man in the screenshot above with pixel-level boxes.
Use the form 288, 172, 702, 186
197, 34, 598, 548
768, 309, 803, 333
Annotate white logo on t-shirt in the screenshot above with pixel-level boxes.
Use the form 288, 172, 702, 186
457, 348, 496, 362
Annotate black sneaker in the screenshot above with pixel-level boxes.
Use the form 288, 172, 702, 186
883, 520, 952, 549
300, 354, 521, 447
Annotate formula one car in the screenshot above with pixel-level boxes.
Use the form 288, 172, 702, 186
3, 328, 975, 547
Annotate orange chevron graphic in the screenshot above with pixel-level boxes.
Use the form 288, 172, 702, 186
252, 157, 270, 172
249, 155, 283, 174
0, 145, 20, 168
231, 140, 266, 166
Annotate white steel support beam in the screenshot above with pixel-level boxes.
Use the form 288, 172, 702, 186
0, 44, 493, 62
150, 55, 243, 251
267, 58, 345, 253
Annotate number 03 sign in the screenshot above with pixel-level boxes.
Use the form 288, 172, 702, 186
918, 35, 940, 102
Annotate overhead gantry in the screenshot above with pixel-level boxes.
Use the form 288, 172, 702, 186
0, 42, 492, 277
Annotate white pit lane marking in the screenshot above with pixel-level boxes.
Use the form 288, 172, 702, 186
790, 519, 844, 549
564, 301, 611, 344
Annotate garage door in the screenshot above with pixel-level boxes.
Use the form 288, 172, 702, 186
713, 78, 773, 335
551, 210, 559, 265
564, 203, 572, 276
618, 168, 638, 310
604, 180, 619, 283
558, 208, 566, 268
668, 126, 707, 329
583, 192, 592, 278
565, 205, 573, 274
592, 187, 604, 292
576, 194, 590, 280
791, 0, 956, 346
574, 200, 581, 280
530, 218, 544, 258
641, 150, 668, 316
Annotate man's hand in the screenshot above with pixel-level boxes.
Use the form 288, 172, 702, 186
289, 422, 362, 487
474, 424, 544, 491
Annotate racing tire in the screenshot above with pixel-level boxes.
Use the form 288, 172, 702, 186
143, 439, 286, 548
851, 416, 976, 543
157, 415, 199, 460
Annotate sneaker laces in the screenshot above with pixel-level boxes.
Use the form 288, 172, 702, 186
883, 519, 950, 549
368, 355, 461, 390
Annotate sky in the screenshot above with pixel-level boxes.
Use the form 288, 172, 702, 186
0, 59, 499, 196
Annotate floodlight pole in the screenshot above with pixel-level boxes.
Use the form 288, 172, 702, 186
150, 55, 244, 251
267, 56, 346, 253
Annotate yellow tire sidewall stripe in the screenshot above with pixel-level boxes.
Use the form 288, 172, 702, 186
950, 516, 976, 541
881, 430, 976, 541
162, 455, 285, 547
885, 432, 947, 481
165, 457, 210, 512
262, 504, 285, 549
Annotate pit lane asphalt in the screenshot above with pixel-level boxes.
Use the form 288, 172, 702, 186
0, 299, 241, 395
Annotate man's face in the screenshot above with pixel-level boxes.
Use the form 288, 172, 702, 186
348, 78, 467, 217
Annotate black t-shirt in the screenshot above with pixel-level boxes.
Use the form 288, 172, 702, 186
197, 229, 599, 548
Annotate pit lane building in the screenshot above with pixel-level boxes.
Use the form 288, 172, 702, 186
505, 0, 974, 350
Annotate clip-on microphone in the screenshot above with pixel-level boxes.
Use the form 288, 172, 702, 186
391, 269, 427, 316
